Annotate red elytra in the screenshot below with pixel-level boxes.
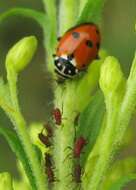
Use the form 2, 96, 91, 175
52, 108, 62, 125
54, 23, 101, 79
74, 136, 87, 158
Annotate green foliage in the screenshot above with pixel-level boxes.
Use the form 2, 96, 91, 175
0, 127, 36, 190
77, 0, 106, 24
0, 172, 14, 190
102, 157, 136, 189
6, 36, 37, 73
77, 91, 105, 165
0, 1, 135, 190
0, 8, 46, 28
109, 174, 136, 190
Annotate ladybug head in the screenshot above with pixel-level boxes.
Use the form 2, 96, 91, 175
54, 55, 79, 79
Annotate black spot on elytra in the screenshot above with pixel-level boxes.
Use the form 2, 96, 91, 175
72, 32, 80, 39
86, 40, 93, 48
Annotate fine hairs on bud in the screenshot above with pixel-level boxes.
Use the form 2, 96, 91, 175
6, 36, 37, 73
99, 56, 125, 97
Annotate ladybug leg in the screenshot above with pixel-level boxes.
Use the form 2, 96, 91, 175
57, 36, 61, 41
95, 55, 100, 60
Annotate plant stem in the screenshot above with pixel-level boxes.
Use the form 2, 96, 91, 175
58, 0, 79, 35
6, 67, 48, 190
52, 84, 77, 190
85, 96, 120, 190
86, 78, 136, 190
42, 0, 57, 74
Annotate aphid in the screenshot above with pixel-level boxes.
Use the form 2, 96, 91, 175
38, 132, 51, 147
46, 167, 55, 183
45, 153, 52, 168
52, 108, 62, 125
74, 164, 82, 183
74, 136, 87, 158
54, 23, 101, 79
44, 153, 55, 183
43, 123, 53, 137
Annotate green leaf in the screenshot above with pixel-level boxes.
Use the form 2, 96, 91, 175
101, 157, 136, 190
109, 174, 136, 190
77, 91, 105, 165
0, 126, 37, 190
0, 8, 46, 28
58, 0, 79, 34
0, 172, 14, 190
77, 0, 107, 24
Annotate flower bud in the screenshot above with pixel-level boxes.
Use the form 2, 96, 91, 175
0, 172, 13, 190
6, 36, 37, 72
99, 56, 125, 97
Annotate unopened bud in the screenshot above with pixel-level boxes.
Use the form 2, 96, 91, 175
0, 172, 13, 190
6, 36, 37, 72
99, 56, 125, 97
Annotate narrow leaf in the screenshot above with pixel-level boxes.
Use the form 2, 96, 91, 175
0, 8, 46, 28
77, 0, 107, 24
0, 126, 37, 190
77, 91, 105, 165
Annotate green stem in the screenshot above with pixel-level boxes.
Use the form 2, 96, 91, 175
85, 77, 136, 190
58, 0, 79, 35
42, 0, 57, 73
13, 112, 47, 190
116, 81, 136, 144
85, 96, 120, 190
79, 0, 88, 16
6, 67, 48, 190
52, 85, 77, 190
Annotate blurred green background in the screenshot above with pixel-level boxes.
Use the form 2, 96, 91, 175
0, 0, 135, 188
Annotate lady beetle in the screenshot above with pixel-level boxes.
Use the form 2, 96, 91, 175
54, 23, 101, 79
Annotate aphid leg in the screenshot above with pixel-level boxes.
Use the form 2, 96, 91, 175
63, 153, 73, 163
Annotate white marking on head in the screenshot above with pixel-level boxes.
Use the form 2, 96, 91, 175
75, 69, 79, 74
68, 70, 72, 74
61, 54, 68, 60
57, 62, 61, 66
62, 65, 66, 73
71, 58, 77, 67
